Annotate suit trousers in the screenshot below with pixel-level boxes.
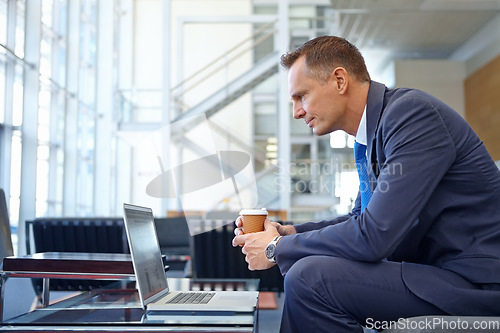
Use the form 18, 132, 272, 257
279, 256, 451, 333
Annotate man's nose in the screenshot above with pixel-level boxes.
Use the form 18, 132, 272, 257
293, 103, 305, 119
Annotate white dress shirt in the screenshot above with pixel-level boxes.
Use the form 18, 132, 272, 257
355, 105, 368, 146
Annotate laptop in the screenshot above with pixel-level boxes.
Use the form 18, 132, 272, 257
122, 203, 259, 312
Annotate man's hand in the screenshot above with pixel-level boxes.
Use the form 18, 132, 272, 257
232, 218, 280, 271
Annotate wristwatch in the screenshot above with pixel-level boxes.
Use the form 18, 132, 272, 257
265, 236, 282, 263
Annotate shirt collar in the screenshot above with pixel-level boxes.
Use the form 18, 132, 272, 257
355, 105, 367, 145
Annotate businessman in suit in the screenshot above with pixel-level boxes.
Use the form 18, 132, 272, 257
232, 36, 500, 332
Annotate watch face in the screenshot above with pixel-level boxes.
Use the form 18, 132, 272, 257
265, 244, 275, 259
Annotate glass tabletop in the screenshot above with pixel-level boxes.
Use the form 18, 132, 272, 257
3, 278, 259, 327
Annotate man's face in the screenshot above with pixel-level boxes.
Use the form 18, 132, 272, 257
288, 56, 345, 136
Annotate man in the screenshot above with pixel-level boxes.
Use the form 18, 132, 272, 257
232, 36, 500, 332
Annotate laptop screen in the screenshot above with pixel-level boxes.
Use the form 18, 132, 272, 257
123, 203, 168, 307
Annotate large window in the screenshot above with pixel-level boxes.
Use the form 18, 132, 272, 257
36, 0, 67, 218
0, 0, 26, 235
0, 0, 119, 253
76, 0, 96, 215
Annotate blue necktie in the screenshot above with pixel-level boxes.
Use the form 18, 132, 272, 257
354, 142, 372, 212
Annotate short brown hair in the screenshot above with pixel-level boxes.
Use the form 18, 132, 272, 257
280, 36, 371, 83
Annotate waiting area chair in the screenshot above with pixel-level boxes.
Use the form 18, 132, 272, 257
153, 216, 192, 271
191, 220, 286, 292
25, 215, 193, 290
25, 217, 128, 292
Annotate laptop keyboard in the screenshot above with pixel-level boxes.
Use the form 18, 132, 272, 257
166, 292, 215, 304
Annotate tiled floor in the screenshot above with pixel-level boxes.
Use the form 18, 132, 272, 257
258, 292, 285, 333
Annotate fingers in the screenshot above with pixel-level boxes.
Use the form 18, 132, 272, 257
263, 218, 272, 230
242, 246, 256, 271
271, 221, 284, 235
233, 216, 245, 238
233, 216, 244, 236
235, 216, 243, 228
234, 227, 244, 236
232, 216, 246, 247
232, 234, 246, 247
270, 221, 296, 236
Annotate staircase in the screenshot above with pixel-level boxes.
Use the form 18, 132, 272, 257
117, 22, 283, 209
172, 50, 280, 123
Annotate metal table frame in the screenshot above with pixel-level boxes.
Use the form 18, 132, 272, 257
0, 269, 136, 321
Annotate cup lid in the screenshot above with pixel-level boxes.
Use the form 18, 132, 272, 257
239, 208, 268, 215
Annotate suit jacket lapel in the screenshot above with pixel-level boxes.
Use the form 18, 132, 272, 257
366, 81, 386, 180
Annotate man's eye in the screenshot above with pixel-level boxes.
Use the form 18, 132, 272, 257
292, 94, 305, 102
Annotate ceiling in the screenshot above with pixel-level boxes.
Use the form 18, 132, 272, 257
326, 0, 500, 80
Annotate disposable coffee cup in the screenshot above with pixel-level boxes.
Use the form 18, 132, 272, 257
239, 208, 268, 233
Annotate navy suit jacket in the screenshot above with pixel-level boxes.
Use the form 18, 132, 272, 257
275, 81, 500, 315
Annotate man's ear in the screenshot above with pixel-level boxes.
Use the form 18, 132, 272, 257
331, 67, 349, 95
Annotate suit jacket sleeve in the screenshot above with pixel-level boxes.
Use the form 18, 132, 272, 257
294, 213, 353, 233
275, 95, 456, 276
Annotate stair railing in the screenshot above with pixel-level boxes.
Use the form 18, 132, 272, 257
170, 19, 278, 116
